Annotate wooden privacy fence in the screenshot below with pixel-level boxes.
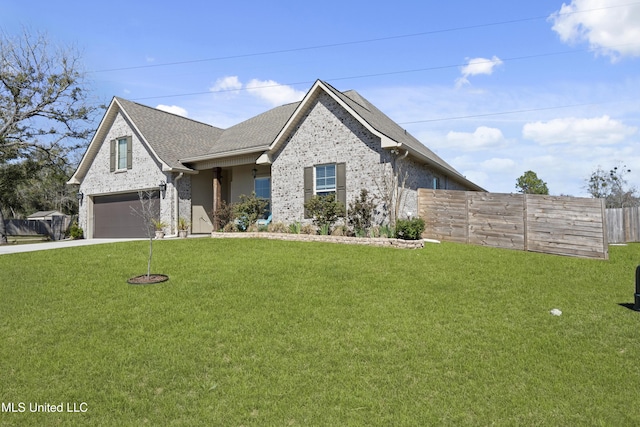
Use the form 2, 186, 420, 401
4, 217, 70, 241
418, 190, 608, 260
606, 207, 640, 243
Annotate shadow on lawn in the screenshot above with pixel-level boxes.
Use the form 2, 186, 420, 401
618, 303, 639, 312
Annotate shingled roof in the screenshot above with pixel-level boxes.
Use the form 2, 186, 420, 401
69, 81, 483, 191
114, 97, 224, 169
181, 102, 300, 162
324, 83, 463, 180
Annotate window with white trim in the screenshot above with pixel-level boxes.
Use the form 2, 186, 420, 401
315, 164, 336, 196
117, 137, 128, 170
254, 176, 271, 215
255, 177, 270, 200
303, 163, 346, 219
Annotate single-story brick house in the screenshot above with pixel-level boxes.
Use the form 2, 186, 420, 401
68, 80, 484, 238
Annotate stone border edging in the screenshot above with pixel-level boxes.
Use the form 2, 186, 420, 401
210, 232, 424, 249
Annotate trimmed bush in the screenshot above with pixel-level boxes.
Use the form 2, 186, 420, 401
69, 222, 84, 239
304, 193, 345, 233
234, 192, 269, 231
395, 217, 425, 240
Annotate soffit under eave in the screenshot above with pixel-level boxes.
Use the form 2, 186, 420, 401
186, 153, 263, 170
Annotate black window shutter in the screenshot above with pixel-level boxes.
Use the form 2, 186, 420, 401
303, 166, 313, 218
126, 136, 133, 169
109, 139, 116, 172
336, 162, 346, 208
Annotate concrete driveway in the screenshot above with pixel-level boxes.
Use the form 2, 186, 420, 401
0, 238, 144, 255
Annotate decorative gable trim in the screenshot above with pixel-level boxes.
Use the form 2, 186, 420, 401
112, 99, 172, 172
257, 80, 400, 165
67, 98, 178, 185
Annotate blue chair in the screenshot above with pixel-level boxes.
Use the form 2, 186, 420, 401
256, 213, 272, 227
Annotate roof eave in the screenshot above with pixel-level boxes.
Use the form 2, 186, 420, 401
181, 146, 270, 164
394, 144, 486, 192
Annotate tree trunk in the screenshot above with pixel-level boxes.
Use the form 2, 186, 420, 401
0, 204, 7, 245
147, 237, 153, 278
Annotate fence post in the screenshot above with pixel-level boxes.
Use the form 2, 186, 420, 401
635, 265, 640, 311
465, 191, 470, 244
601, 199, 609, 259
523, 193, 528, 252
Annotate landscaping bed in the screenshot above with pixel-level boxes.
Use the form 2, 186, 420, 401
210, 231, 425, 249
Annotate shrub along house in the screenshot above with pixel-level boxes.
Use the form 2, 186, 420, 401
68, 80, 484, 238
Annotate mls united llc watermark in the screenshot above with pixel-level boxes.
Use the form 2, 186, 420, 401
2, 402, 87, 413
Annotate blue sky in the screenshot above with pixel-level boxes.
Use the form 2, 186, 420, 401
3, 0, 639, 196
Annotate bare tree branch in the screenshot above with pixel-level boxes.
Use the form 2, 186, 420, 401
0, 28, 100, 244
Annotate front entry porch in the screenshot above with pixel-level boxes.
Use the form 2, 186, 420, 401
189, 164, 271, 233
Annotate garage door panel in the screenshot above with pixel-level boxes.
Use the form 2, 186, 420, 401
94, 192, 160, 238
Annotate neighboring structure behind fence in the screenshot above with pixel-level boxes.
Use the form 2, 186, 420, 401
606, 207, 640, 243
418, 190, 608, 260
4, 216, 71, 241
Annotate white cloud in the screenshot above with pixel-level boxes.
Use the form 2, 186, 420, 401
445, 126, 507, 150
210, 76, 243, 93
246, 79, 305, 106
522, 115, 637, 145
156, 104, 188, 117
209, 76, 305, 106
480, 157, 517, 172
455, 56, 503, 87
549, 0, 640, 59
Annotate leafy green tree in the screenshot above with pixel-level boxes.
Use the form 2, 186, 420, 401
515, 170, 549, 195
0, 149, 78, 218
586, 164, 639, 208
0, 29, 98, 243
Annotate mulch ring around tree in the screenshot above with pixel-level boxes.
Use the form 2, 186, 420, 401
127, 274, 169, 285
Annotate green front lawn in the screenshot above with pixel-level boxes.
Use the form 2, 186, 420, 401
1, 239, 639, 425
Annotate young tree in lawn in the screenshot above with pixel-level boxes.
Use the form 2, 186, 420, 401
130, 191, 161, 280
515, 170, 549, 195
0, 29, 98, 244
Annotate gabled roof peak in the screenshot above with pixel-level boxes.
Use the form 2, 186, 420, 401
70, 81, 484, 191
